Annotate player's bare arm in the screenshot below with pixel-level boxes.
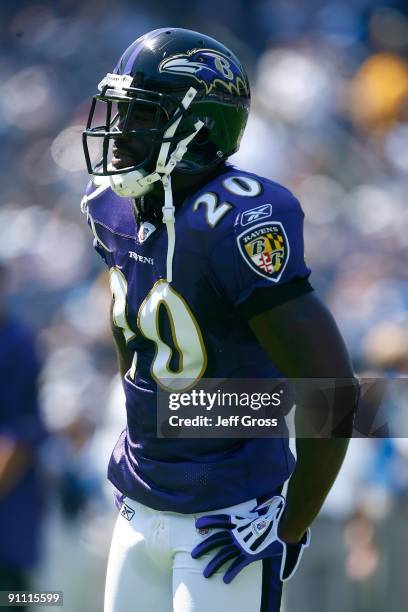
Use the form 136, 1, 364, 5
245, 291, 358, 542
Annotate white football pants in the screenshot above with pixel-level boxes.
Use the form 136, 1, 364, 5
104, 496, 283, 612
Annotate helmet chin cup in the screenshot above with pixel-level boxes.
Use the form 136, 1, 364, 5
109, 168, 154, 198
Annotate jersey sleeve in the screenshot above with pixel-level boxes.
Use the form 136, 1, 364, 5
208, 190, 312, 309
82, 180, 111, 267
90, 231, 109, 265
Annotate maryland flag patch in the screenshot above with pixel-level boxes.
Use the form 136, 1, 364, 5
237, 222, 289, 281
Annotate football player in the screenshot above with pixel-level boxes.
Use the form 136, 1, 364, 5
81, 28, 358, 612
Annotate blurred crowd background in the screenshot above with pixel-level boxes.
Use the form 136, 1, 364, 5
0, 0, 407, 611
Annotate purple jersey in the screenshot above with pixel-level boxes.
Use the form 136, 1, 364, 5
83, 164, 311, 512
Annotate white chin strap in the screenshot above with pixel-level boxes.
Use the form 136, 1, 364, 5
109, 87, 203, 283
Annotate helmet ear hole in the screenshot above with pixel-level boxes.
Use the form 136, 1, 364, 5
194, 126, 211, 146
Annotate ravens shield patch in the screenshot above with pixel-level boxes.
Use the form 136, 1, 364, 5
237, 222, 289, 281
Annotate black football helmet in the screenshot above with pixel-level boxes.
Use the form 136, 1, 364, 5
83, 27, 250, 177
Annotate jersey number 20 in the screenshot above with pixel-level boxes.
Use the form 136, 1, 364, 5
110, 269, 207, 391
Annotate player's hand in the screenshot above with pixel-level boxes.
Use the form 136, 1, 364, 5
191, 495, 310, 584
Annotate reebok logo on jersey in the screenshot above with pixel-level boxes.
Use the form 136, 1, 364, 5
237, 221, 289, 282
120, 502, 135, 521
240, 203, 272, 226
129, 251, 154, 265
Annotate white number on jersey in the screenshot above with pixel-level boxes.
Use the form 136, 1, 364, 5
222, 176, 262, 197
110, 268, 136, 343
193, 176, 263, 228
110, 270, 207, 391
192, 192, 232, 228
